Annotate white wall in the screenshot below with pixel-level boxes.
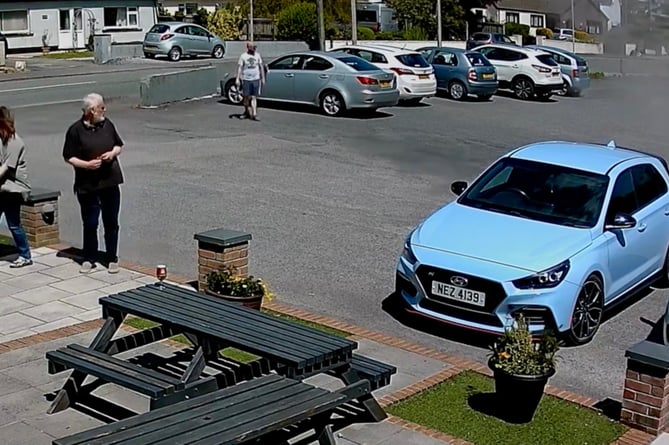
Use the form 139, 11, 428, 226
92, 6, 156, 43
5, 9, 59, 49
162, 5, 216, 15
501, 10, 546, 36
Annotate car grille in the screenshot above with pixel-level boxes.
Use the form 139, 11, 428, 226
415, 265, 507, 327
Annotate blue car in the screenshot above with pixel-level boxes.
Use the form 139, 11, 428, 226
396, 141, 669, 345
417, 46, 498, 101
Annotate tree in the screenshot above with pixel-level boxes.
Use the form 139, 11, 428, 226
276, 1, 318, 43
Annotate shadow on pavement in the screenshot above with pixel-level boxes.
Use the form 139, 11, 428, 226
217, 99, 394, 119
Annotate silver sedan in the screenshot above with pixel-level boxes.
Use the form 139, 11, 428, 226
222, 51, 400, 116
143, 22, 226, 62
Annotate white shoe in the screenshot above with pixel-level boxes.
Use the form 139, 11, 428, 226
80, 261, 95, 274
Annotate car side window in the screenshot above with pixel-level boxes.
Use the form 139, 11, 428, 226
175, 26, 188, 35
480, 48, 499, 60
269, 55, 302, 70
632, 164, 668, 209
370, 51, 388, 63
302, 56, 333, 71
607, 169, 638, 219
190, 26, 208, 37
434, 51, 457, 66
506, 50, 527, 61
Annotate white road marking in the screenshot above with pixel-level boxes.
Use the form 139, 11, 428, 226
0, 81, 96, 94
11, 99, 82, 109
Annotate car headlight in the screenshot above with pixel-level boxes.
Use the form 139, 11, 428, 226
512, 260, 570, 289
401, 238, 418, 265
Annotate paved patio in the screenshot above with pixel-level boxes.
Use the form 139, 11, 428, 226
0, 248, 453, 445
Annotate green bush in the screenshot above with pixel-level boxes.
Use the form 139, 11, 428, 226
574, 30, 595, 43
375, 31, 403, 40
403, 26, 429, 40
174, 11, 185, 21
193, 8, 210, 27
504, 22, 530, 37
207, 7, 243, 40
357, 26, 375, 40
276, 2, 317, 42
535, 27, 553, 39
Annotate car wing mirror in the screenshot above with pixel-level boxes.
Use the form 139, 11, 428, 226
451, 181, 468, 196
605, 213, 636, 230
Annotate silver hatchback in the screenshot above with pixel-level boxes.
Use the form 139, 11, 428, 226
143, 22, 226, 62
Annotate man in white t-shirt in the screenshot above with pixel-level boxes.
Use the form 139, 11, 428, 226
236, 41, 265, 121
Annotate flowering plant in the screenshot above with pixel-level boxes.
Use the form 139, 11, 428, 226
488, 314, 559, 376
205, 266, 274, 301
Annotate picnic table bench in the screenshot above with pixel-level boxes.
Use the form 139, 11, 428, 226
52, 374, 371, 445
46, 283, 388, 422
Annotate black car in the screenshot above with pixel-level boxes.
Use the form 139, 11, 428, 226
466, 32, 517, 50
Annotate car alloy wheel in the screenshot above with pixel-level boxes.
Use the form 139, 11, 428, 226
212, 45, 224, 59
449, 81, 467, 101
169, 47, 182, 62
567, 274, 604, 345
513, 78, 534, 100
557, 81, 569, 96
226, 81, 243, 105
320, 91, 344, 116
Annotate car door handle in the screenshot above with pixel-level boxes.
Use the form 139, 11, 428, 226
285, 73, 294, 78
319, 74, 329, 79
512, 64, 519, 68
638, 223, 647, 232
664, 208, 669, 216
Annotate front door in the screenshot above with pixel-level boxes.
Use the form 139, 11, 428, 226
263, 55, 302, 101
58, 9, 85, 50
292, 55, 333, 103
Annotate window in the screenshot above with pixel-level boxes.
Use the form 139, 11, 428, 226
395, 53, 430, 68
466, 52, 492, 67
632, 164, 668, 209
433, 51, 457, 66
350, 49, 387, 64
586, 20, 601, 34
103, 7, 139, 28
607, 169, 637, 219
302, 56, 333, 71
530, 14, 544, 28
356, 10, 377, 23
59, 10, 70, 31
535, 54, 558, 66
269, 55, 301, 70
0, 10, 29, 33
189, 25, 209, 37
337, 56, 379, 71
505, 12, 520, 24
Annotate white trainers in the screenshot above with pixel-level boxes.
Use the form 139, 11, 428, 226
108, 262, 119, 274
9, 257, 33, 268
80, 261, 95, 274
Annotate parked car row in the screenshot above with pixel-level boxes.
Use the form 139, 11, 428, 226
220, 42, 592, 117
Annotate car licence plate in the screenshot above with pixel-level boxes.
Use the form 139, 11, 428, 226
431, 280, 486, 307
418, 74, 430, 79
380, 80, 391, 88
482, 73, 493, 79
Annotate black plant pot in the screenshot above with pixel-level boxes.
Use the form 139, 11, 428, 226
488, 359, 555, 424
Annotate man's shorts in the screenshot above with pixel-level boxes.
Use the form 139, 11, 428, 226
242, 79, 260, 97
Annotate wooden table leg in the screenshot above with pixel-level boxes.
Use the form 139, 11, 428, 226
47, 310, 124, 414
337, 367, 387, 422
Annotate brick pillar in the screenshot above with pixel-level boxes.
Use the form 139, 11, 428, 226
622, 340, 669, 435
194, 229, 251, 293
20, 189, 61, 248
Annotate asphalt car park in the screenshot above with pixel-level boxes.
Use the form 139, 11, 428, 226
14, 73, 669, 406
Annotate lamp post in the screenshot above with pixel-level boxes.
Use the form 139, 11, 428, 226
317, 0, 325, 50
437, 0, 442, 46
351, 0, 357, 44
571, 0, 575, 53
249, 0, 254, 42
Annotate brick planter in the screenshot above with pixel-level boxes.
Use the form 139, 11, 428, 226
21, 188, 61, 248
622, 340, 669, 435
194, 228, 251, 293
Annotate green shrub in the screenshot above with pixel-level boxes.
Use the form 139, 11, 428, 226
207, 7, 243, 40
375, 31, 403, 40
276, 2, 317, 42
574, 30, 595, 43
504, 22, 530, 37
357, 26, 375, 40
174, 11, 185, 21
193, 8, 210, 27
403, 26, 429, 40
535, 27, 553, 39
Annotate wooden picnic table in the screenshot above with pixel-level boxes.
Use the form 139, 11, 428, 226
46, 282, 388, 422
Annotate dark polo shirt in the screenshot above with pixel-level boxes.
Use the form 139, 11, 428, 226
62, 118, 124, 193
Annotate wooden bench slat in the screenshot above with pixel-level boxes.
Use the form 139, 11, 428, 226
104, 293, 320, 367
137, 285, 352, 360
328, 354, 396, 391
46, 345, 182, 398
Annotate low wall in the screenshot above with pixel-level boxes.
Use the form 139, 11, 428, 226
139, 66, 218, 107
587, 55, 669, 77
227, 41, 308, 60
94, 34, 143, 63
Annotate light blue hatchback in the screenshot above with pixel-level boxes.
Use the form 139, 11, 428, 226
396, 141, 669, 345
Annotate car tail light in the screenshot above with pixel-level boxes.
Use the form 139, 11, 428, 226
572, 68, 579, 77
391, 67, 414, 76
532, 64, 551, 73
356, 76, 379, 85
160, 33, 174, 41
467, 68, 477, 81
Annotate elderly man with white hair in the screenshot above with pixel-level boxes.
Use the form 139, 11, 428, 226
62, 93, 125, 274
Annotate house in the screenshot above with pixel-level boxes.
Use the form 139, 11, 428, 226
158, 0, 218, 16
0, 0, 157, 52
545, 0, 613, 34
485, 0, 549, 35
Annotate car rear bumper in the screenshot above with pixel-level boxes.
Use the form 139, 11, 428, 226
467, 81, 498, 95
571, 76, 591, 92
534, 82, 564, 94
397, 78, 437, 99
348, 89, 400, 109
142, 42, 171, 55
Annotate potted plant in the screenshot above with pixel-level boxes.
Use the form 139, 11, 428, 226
204, 265, 273, 310
488, 314, 559, 424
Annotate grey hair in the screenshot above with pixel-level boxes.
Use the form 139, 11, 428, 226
82, 93, 104, 113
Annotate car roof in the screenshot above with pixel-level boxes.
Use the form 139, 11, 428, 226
420, 46, 469, 54
528, 45, 576, 57
339, 44, 420, 54
508, 141, 665, 174
475, 44, 546, 55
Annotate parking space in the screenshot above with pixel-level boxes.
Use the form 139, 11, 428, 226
11, 74, 669, 405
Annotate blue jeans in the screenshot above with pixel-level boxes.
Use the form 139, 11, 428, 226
76, 185, 121, 264
0, 192, 31, 259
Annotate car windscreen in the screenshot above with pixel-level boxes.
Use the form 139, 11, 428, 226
536, 54, 558, 66
575, 55, 588, 66
466, 53, 491, 66
149, 24, 171, 34
458, 158, 609, 228
337, 56, 380, 71
395, 54, 430, 68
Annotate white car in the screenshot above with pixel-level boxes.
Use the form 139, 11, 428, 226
329, 44, 437, 103
471, 44, 563, 100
